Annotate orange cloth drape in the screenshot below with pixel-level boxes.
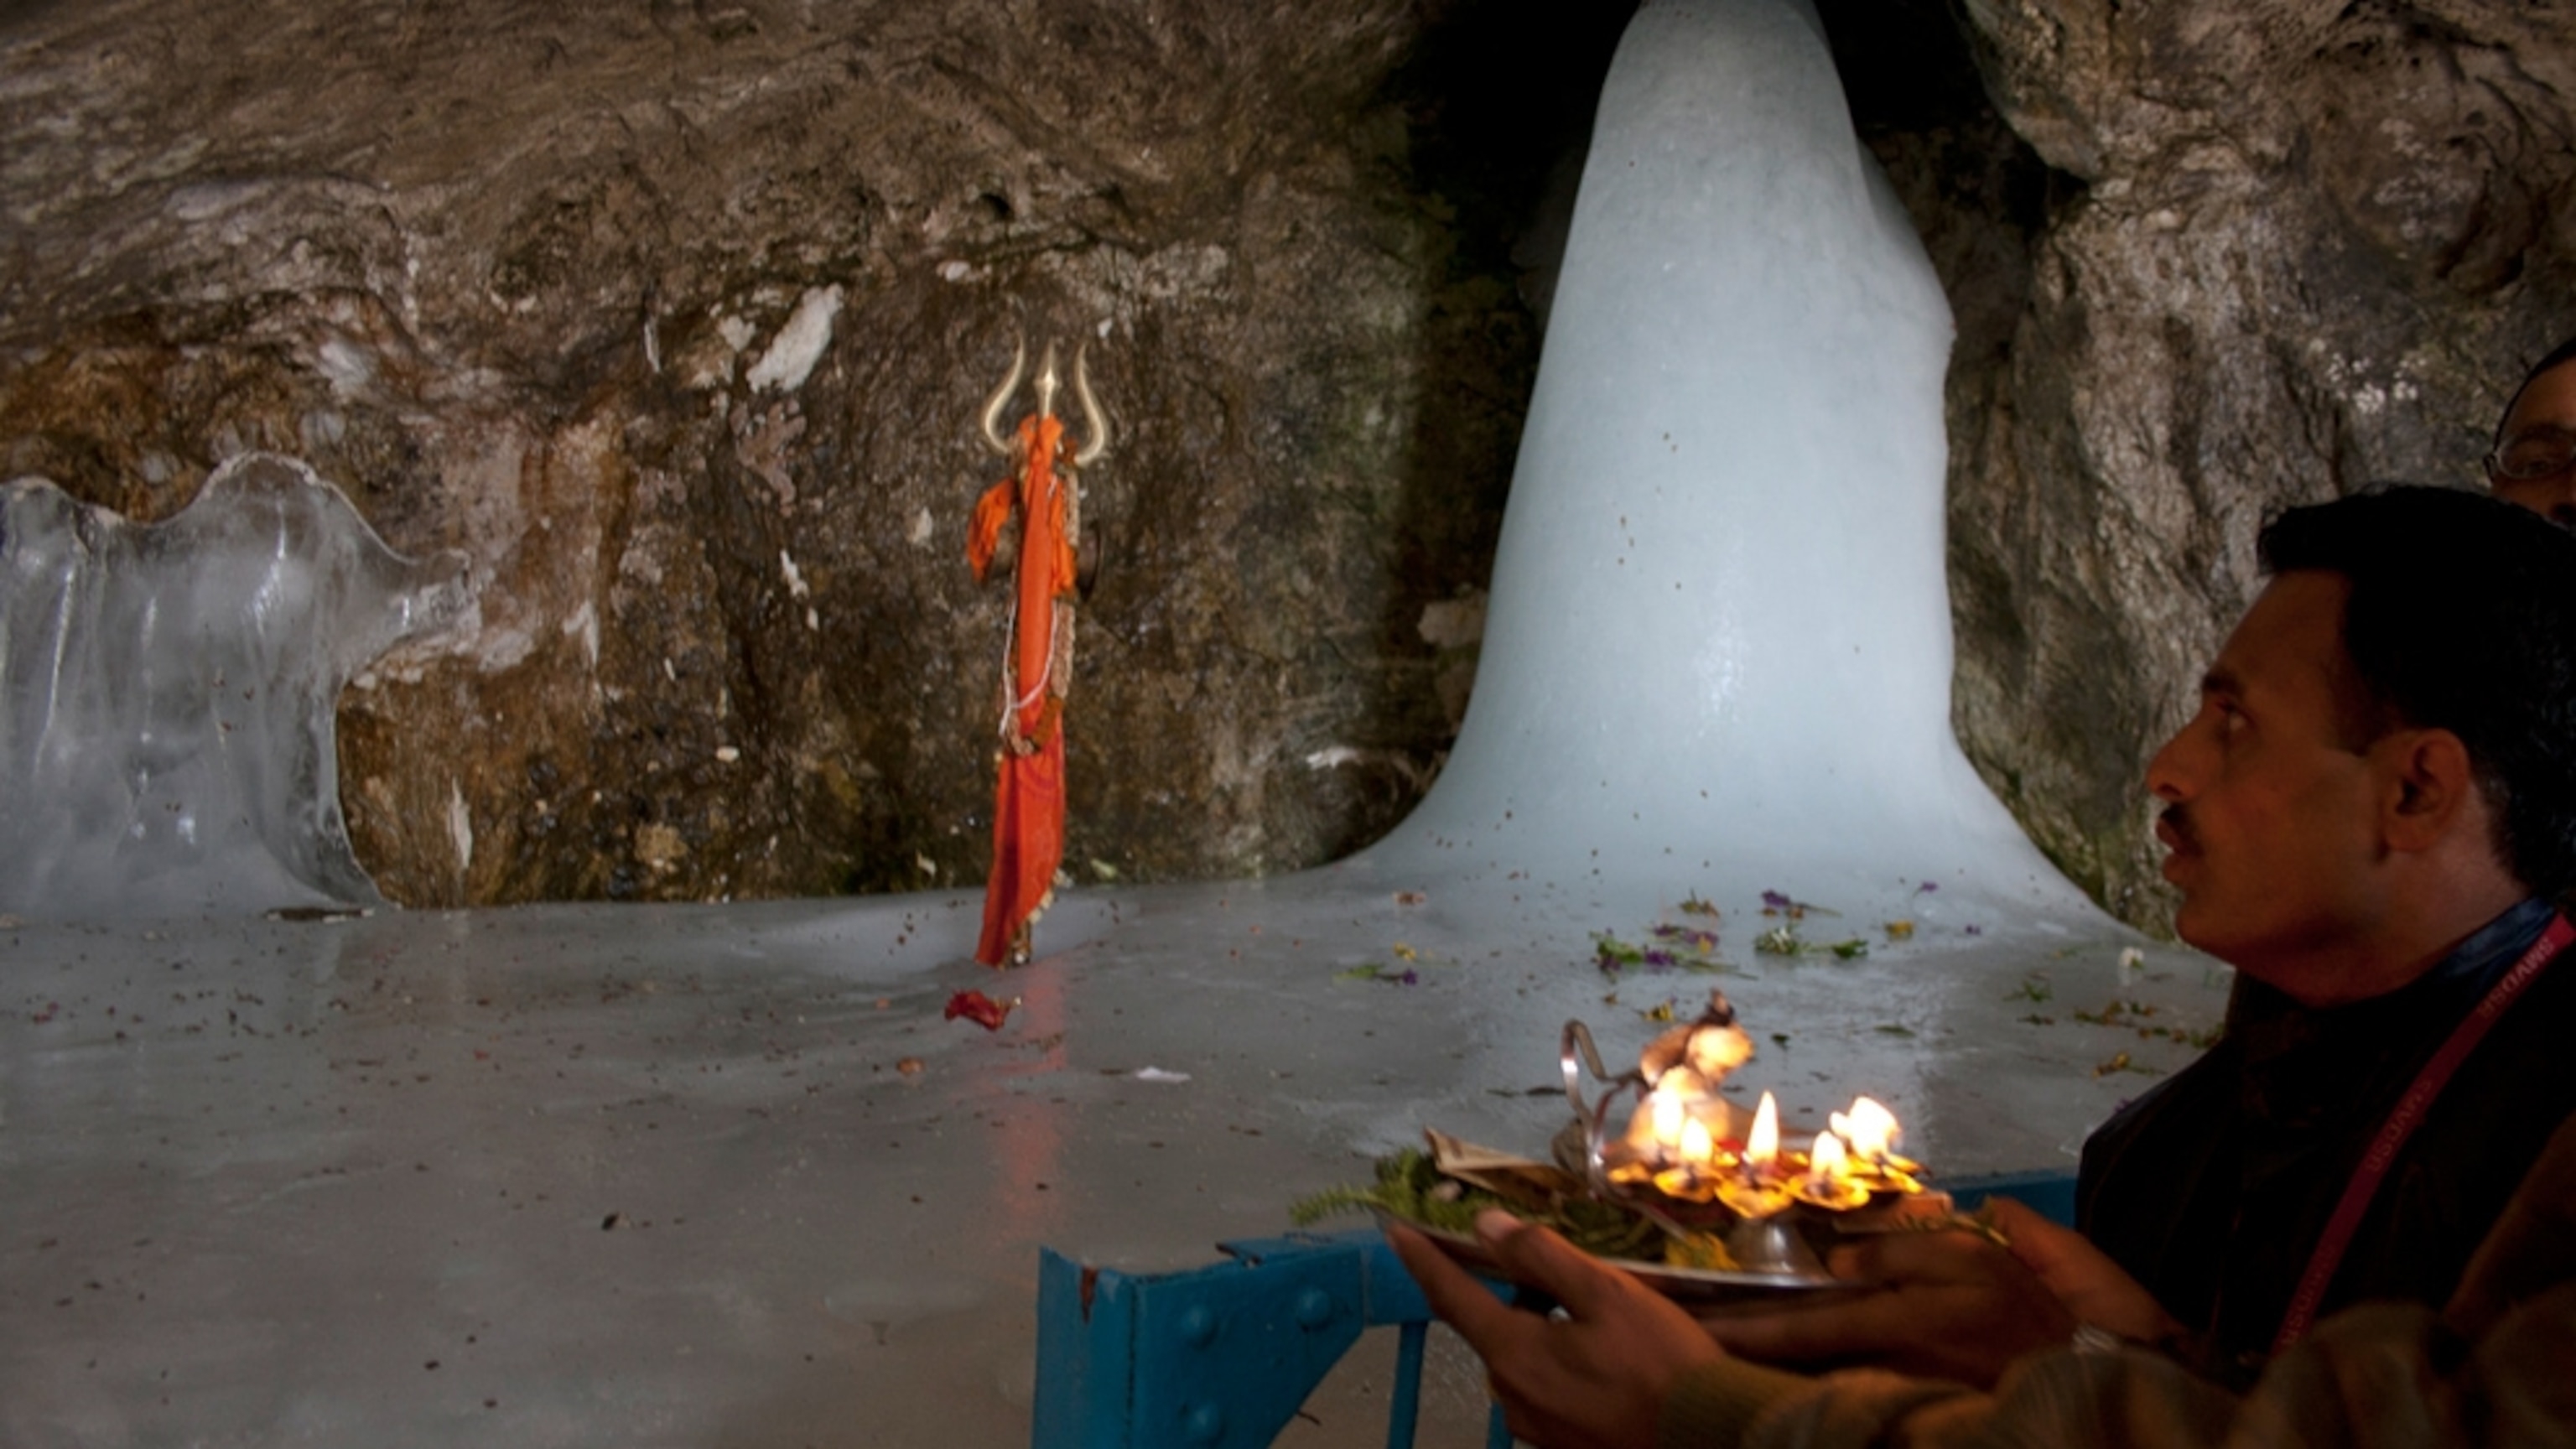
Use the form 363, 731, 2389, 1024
969, 415, 1073, 966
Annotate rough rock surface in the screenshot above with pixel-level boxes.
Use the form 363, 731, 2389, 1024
1, 0, 1627, 906
1903, 0, 2576, 922
6, 0, 2573, 926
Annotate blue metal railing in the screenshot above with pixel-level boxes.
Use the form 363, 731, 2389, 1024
1032, 1169, 2077, 1449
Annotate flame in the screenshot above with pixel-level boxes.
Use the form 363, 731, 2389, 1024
1747, 1091, 1779, 1167
1653, 1086, 1687, 1152
1830, 1096, 1900, 1161
1794, 1127, 1873, 1211
1680, 1115, 1716, 1166
1807, 1130, 1847, 1184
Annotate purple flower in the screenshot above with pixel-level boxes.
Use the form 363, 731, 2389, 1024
1965, 924, 1983, 936
1917, 881, 1939, 894
1395, 969, 1420, 986
1643, 949, 1677, 969
1761, 889, 1792, 911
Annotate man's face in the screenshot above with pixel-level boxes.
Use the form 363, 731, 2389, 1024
2147, 571, 2388, 989
2490, 360, 2576, 526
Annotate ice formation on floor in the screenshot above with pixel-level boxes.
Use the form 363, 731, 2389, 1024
0, 453, 470, 919
1368, 0, 2089, 924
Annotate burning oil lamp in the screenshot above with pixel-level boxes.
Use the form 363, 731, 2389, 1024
1562, 996, 1940, 1246
1651, 1115, 1730, 1202
1746, 1090, 1780, 1167
1715, 1090, 1794, 1218
1794, 1130, 1872, 1211
1830, 1094, 1925, 1193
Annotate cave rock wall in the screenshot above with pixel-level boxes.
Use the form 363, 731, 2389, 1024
1901, 0, 2576, 922
1, 0, 1555, 905
8, 0, 2573, 924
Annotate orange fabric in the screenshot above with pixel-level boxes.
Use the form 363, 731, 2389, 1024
973, 413, 1075, 966
1007, 416, 1067, 740
966, 480, 1015, 583
976, 730, 1064, 966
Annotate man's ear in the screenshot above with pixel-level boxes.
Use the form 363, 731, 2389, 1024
2380, 728, 2481, 854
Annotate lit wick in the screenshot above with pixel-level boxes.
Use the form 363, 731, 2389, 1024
1717, 1092, 1792, 1218
1680, 1114, 1715, 1168
1651, 1114, 1724, 1202
1797, 1129, 1870, 1210
1830, 1095, 1899, 1163
1652, 1084, 1687, 1159
1828, 1093, 1923, 1188
1745, 1091, 1779, 1171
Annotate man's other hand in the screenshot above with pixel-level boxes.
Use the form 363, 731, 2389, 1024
1385, 1208, 1722, 1449
1983, 1197, 2180, 1346
1696, 1218, 2086, 1388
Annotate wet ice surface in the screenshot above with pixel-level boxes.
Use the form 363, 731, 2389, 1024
0, 874, 2228, 1448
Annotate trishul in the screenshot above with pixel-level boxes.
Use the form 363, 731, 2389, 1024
965, 336, 1108, 967
979, 339, 1109, 468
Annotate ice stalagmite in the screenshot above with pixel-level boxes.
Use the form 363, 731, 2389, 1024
1374, 0, 2089, 921
0, 453, 469, 921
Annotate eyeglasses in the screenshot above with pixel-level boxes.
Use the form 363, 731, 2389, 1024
2487, 428, 2576, 484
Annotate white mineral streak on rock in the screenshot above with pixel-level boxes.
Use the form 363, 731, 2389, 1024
908, 507, 934, 546
473, 626, 536, 673
448, 779, 473, 876
747, 285, 844, 392
1364, 0, 2090, 922
562, 600, 599, 667
779, 551, 810, 599
715, 312, 757, 354
315, 338, 373, 397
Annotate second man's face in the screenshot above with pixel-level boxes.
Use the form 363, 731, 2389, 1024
2490, 361, 2576, 525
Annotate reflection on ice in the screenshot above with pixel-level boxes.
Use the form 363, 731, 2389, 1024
1, 453, 469, 920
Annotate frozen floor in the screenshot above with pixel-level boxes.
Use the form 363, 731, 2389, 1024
0, 858, 2228, 1448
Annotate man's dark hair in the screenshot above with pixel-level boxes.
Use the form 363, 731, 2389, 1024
2259, 485, 2576, 897
2496, 335, 2576, 441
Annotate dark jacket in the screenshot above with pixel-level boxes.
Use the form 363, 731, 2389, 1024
2077, 898, 2576, 1386
1660, 1107, 2576, 1448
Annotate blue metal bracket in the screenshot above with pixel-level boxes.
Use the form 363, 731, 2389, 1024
1947, 1168, 2079, 1226
1032, 1173, 2075, 1449
1034, 1228, 1506, 1449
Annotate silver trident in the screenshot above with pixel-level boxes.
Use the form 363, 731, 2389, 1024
979, 339, 1109, 465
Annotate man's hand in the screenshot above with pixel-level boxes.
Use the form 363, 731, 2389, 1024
1385, 1208, 1722, 1449
1696, 1220, 2084, 1388
1982, 1197, 2179, 1345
